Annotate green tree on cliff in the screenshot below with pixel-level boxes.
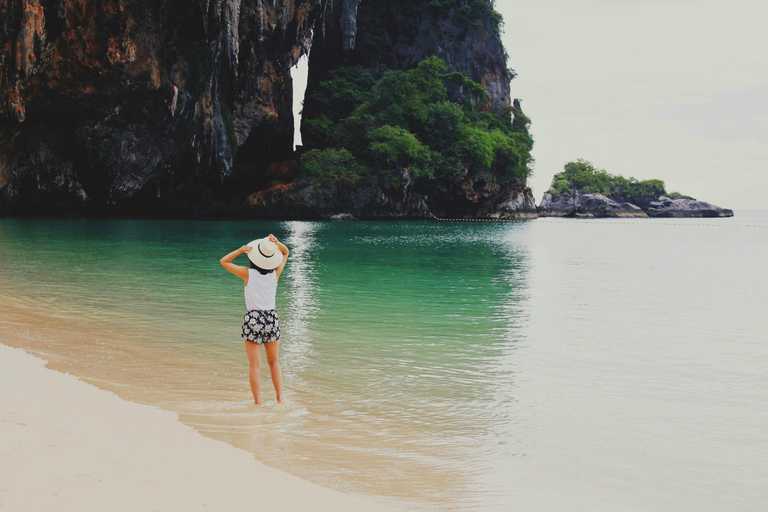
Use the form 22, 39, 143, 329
301, 57, 533, 186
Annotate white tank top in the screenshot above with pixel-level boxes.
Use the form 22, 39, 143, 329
244, 269, 277, 311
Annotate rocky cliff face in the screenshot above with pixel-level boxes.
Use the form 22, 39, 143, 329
247, 172, 536, 220
1, 0, 324, 214
304, 0, 512, 118
0, 0, 529, 217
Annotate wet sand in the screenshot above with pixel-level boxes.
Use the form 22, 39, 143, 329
0, 295, 457, 511
0, 343, 400, 512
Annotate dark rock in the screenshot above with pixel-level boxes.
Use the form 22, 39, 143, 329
539, 190, 646, 218
647, 196, 734, 218
580, 193, 647, 218
245, 165, 539, 220
340, 0, 361, 53
538, 192, 571, 217
247, 167, 430, 220
477, 183, 538, 219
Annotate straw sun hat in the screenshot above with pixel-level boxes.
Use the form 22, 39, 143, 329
246, 237, 283, 270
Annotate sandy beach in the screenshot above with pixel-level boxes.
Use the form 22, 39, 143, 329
0, 343, 400, 512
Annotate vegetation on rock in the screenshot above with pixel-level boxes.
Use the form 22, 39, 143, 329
547, 159, 688, 207
301, 57, 533, 188
299, 148, 369, 181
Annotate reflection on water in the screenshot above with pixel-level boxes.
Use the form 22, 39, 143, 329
1, 215, 767, 511
279, 220, 322, 379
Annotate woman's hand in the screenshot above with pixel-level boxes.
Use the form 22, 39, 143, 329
240, 245, 252, 254
268, 234, 278, 244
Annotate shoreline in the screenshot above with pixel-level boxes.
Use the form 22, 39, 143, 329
0, 343, 401, 512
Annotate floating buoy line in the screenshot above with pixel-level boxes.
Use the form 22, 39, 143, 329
426, 210, 767, 228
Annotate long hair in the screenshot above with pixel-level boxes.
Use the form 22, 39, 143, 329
249, 261, 275, 274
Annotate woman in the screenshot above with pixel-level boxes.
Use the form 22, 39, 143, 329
220, 234, 290, 405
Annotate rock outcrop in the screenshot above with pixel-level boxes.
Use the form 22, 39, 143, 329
646, 196, 733, 218
246, 168, 536, 220
538, 190, 647, 218
247, 167, 430, 219
474, 182, 538, 219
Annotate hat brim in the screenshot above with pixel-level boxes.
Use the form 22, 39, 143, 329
246, 239, 283, 270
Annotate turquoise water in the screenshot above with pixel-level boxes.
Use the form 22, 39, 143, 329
1, 214, 767, 511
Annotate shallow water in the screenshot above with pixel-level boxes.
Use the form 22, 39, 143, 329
1, 213, 767, 511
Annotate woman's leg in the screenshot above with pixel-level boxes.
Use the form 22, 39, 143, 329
264, 340, 283, 404
244, 340, 262, 404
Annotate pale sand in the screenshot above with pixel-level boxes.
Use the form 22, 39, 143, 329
0, 344, 401, 512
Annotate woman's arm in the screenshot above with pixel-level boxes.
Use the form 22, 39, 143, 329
268, 234, 290, 282
220, 246, 251, 283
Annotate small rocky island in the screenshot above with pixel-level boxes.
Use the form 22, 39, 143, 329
538, 160, 733, 218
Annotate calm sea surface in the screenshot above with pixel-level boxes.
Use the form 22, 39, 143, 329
1, 213, 767, 511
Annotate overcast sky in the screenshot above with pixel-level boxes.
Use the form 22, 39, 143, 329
497, 0, 767, 208
293, 0, 767, 208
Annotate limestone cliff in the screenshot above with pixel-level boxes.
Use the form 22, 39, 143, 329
0, 0, 322, 214
284, 0, 535, 219
0, 0, 530, 217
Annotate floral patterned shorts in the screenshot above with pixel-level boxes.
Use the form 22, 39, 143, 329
242, 309, 281, 344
